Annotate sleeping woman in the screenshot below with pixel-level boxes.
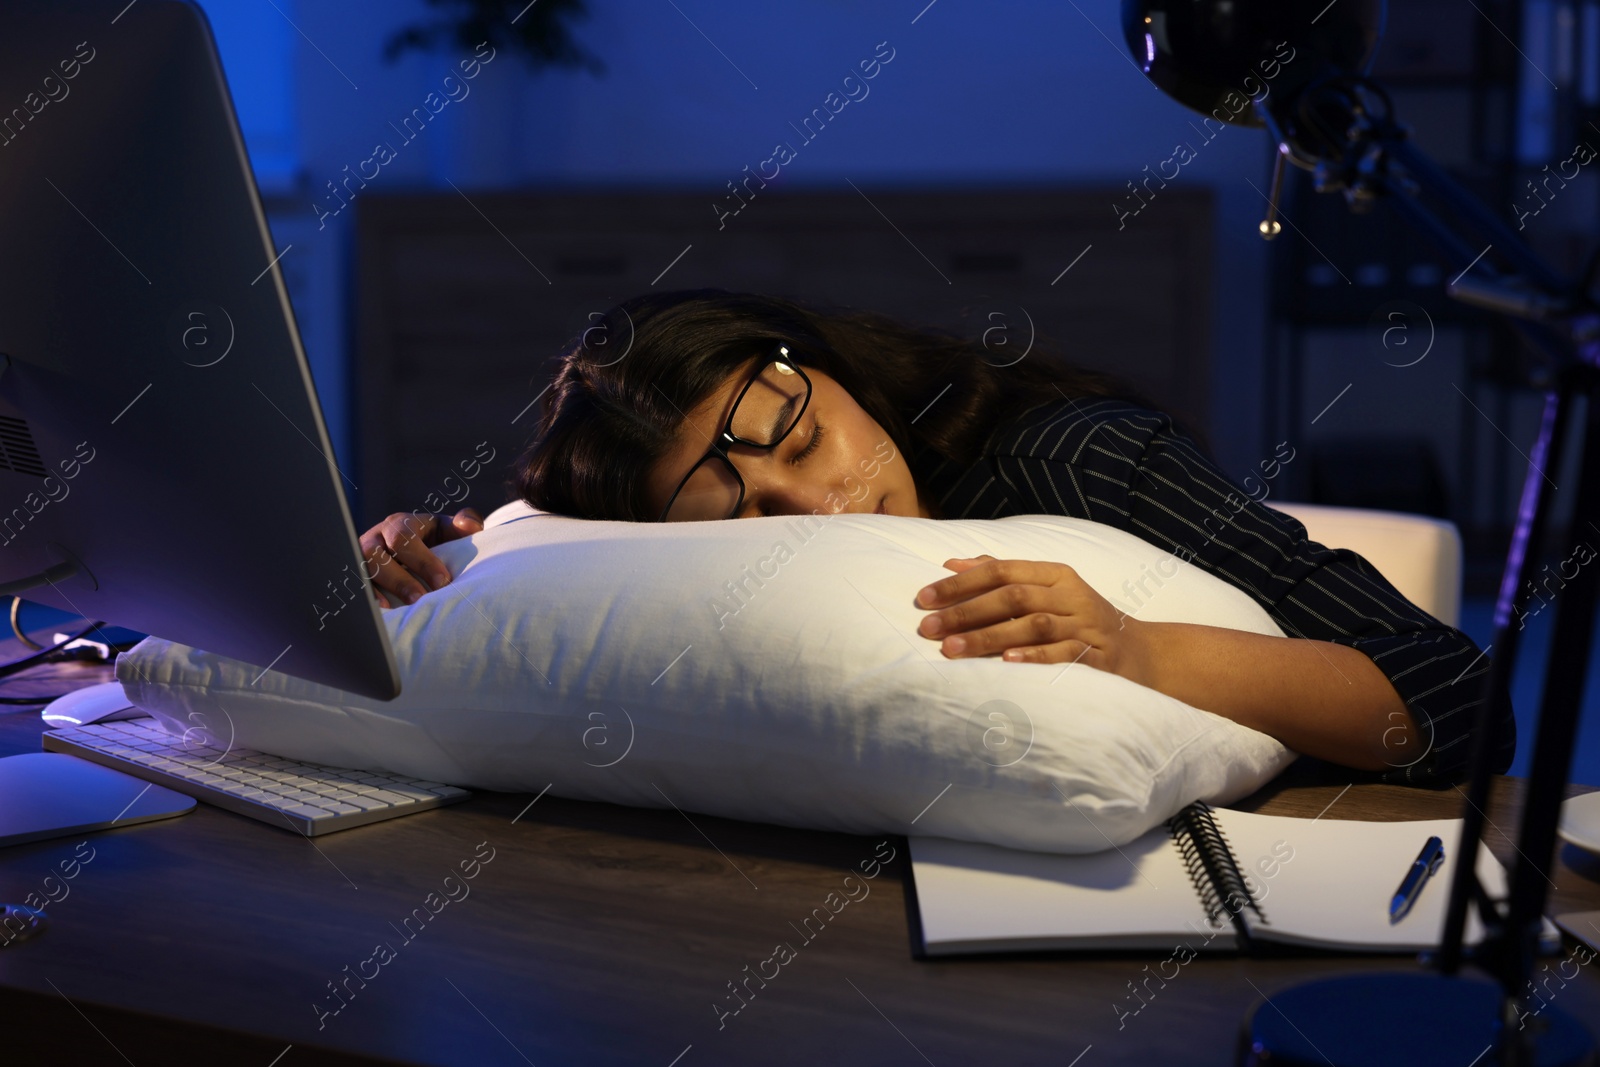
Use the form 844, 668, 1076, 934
358, 288, 1514, 786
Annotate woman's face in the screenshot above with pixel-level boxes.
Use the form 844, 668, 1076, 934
645, 359, 933, 521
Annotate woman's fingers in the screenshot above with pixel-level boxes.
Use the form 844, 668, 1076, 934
914, 557, 1117, 661
922, 596, 1072, 657
436, 507, 484, 543
1001, 639, 1100, 667
358, 508, 486, 608
940, 555, 993, 572
918, 578, 1061, 640
360, 512, 446, 606
921, 572, 1094, 639
927, 606, 1106, 668
910, 554, 1154, 683
370, 549, 435, 606
915, 557, 1067, 609
358, 511, 434, 556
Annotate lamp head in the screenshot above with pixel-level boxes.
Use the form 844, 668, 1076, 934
1121, 0, 1387, 160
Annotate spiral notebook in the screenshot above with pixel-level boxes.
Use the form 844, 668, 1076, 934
907, 802, 1561, 956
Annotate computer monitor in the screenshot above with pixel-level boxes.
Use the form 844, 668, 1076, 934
0, 0, 400, 701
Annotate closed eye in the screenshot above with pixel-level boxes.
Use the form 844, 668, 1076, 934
791, 421, 825, 464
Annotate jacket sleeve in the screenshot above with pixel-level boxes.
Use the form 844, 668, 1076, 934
984, 397, 1515, 786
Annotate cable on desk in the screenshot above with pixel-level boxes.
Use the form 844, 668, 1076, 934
0, 602, 145, 702
0, 620, 114, 678
0, 620, 142, 703
9, 596, 43, 651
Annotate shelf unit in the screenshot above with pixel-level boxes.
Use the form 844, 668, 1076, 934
1263, 0, 1599, 594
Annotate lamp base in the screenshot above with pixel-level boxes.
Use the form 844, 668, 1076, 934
1237, 972, 1596, 1067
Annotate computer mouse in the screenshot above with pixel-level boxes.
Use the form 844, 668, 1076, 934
39, 681, 151, 728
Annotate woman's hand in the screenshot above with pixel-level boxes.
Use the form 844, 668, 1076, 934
914, 554, 1158, 689
914, 557, 1427, 772
360, 508, 483, 608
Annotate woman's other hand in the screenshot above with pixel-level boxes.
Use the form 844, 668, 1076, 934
360, 508, 484, 608
914, 554, 1157, 689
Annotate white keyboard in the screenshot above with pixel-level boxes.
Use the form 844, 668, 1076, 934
42, 718, 470, 836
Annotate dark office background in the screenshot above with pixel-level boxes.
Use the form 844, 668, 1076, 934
186, 0, 1599, 781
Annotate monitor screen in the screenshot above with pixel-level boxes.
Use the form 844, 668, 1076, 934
0, 0, 400, 700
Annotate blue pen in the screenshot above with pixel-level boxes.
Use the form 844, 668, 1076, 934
1389, 835, 1445, 924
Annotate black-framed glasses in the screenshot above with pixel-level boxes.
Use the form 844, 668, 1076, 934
656, 344, 814, 522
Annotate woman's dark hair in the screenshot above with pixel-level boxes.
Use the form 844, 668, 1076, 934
508, 288, 1213, 522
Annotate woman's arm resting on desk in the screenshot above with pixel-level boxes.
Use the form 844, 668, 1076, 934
915, 554, 1420, 772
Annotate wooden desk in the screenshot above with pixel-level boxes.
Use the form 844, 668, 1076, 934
3, 660, 1599, 1066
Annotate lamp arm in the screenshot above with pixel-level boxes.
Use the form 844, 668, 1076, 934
1386, 138, 1571, 298
1376, 180, 1572, 374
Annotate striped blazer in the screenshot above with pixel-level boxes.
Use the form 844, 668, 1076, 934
906, 395, 1515, 786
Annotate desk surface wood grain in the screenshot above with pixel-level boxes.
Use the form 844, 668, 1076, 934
2, 659, 1598, 1066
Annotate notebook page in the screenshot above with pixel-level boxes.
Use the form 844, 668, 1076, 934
908, 827, 1234, 954
1212, 809, 1497, 951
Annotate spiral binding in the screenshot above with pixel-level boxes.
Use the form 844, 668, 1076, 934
1166, 801, 1268, 935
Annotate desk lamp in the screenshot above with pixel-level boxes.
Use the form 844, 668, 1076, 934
1122, 1, 1600, 1063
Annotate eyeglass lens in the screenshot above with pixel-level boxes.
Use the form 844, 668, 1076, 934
663, 359, 809, 522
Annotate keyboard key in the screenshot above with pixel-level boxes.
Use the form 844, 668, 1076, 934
316, 801, 362, 816
385, 788, 440, 802
283, 804, 334, 821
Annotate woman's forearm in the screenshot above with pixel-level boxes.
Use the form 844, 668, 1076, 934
1133, 619, 1421, 771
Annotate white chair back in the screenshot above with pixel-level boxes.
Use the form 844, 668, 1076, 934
1269, 501, 1464, 629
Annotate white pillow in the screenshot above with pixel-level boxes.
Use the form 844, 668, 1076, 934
115, 501, 1294, 852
